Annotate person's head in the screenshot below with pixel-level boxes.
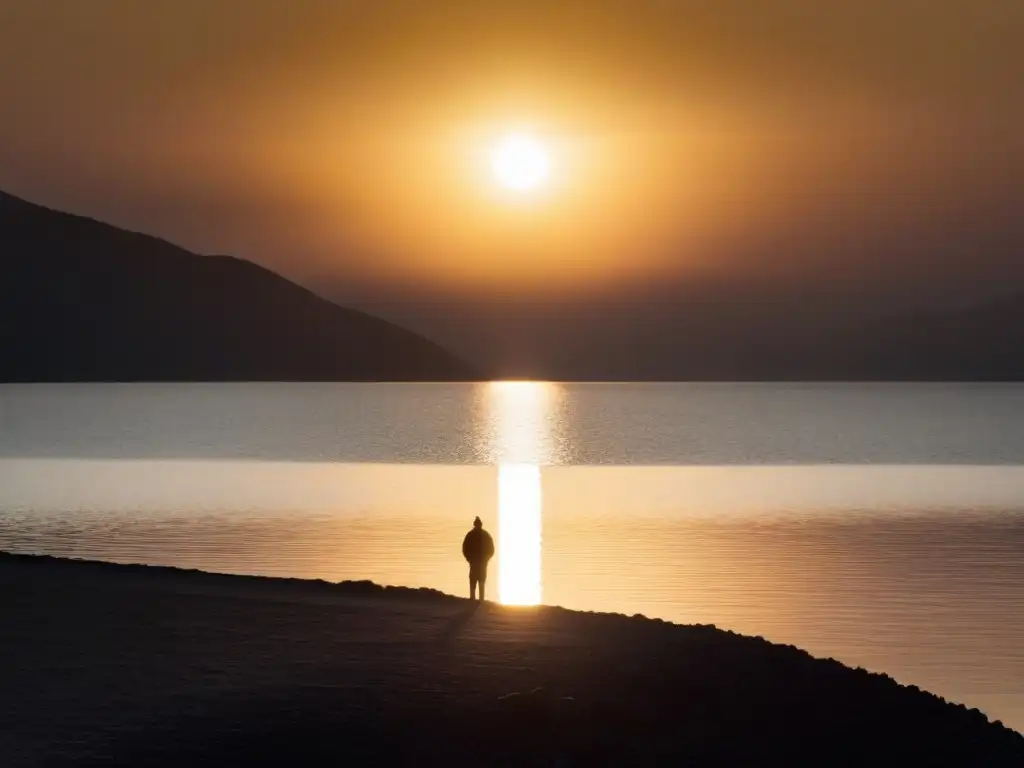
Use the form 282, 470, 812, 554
473, 516, 482, 529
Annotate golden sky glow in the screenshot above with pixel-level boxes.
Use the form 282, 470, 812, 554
0, 1, 1020, 302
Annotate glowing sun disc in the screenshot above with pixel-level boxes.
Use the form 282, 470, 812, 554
491, 134, 550, 191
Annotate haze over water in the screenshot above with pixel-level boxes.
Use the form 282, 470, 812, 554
2, 382, 1023, 731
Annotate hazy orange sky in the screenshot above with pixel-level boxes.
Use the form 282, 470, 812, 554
1, 1, 1021, 312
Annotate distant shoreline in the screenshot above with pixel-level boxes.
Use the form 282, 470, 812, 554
2, 551, 1022, 766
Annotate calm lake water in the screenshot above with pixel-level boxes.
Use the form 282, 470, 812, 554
2, 382, 1023, 731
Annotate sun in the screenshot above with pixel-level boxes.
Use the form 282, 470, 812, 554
491, 133, 550, 191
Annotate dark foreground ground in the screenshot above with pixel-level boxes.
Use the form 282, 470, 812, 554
1, 552, 1021, 766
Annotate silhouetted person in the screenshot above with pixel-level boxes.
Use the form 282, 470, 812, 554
462, 516, 495, 601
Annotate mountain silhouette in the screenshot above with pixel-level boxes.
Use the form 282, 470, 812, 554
4, 188, 1021, 382
800, 295, 1024, 381
0, 191, 477, 382
378, 290, 1024, 381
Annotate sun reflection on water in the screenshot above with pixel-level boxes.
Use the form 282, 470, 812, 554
479, 381, 564, 606
498, 464, 542, 605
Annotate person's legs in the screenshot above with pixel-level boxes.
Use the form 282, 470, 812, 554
469, 566, 479, 600
478, 564, 488, 601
